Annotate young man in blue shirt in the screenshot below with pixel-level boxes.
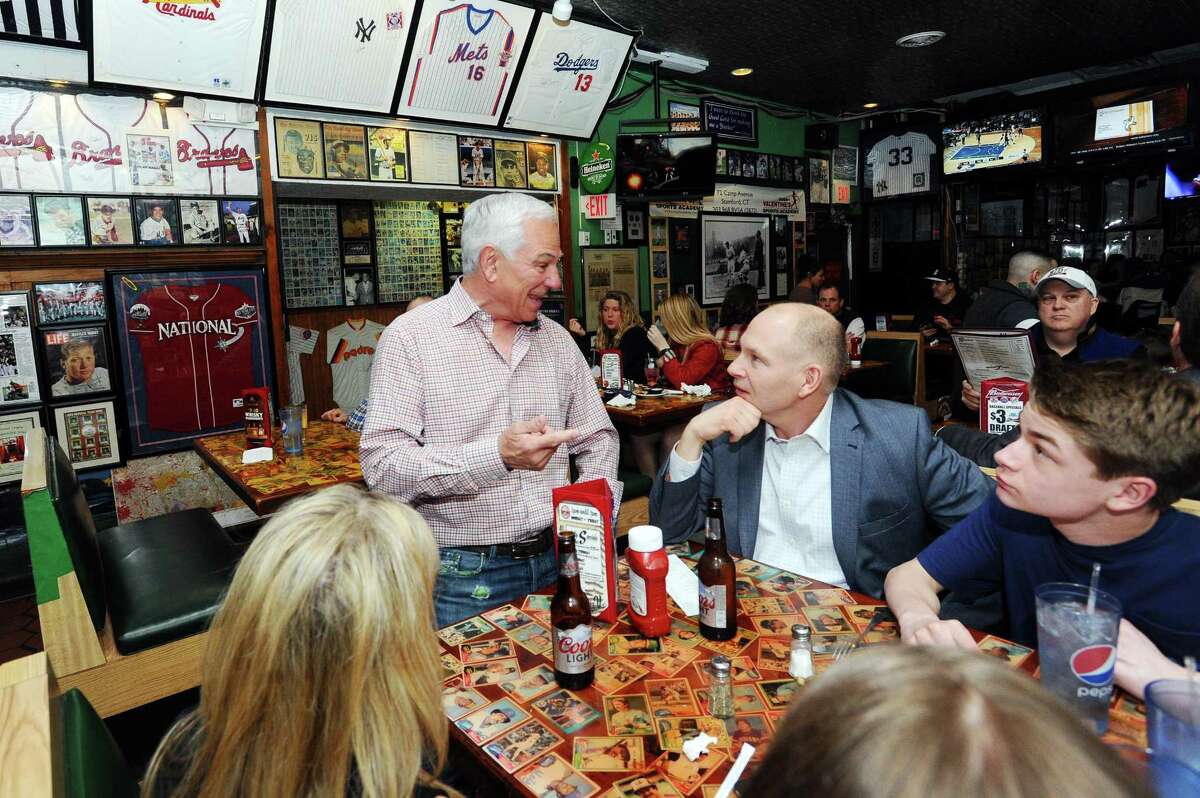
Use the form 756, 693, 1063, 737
886, 360, 1200, 699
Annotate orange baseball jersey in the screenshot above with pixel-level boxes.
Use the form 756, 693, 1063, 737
327, 318, 384, 411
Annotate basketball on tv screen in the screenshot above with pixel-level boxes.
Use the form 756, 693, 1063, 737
942, 110, 1042, 175
1057, 84, 1191, 161
616, 134, 716, 199
1164, 158, 1200, 200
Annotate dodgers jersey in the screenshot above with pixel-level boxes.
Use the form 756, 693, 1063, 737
865, 133, 937, 198
327, 319, 384, 411
0, 89, 63, 191
125, 282, 259, 433
59, 94, 157, 193
407, 4, 515, 116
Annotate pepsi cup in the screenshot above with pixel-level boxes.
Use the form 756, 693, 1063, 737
1035, 582, 1122, 734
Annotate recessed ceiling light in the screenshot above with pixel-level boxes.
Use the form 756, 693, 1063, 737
863, 102, 879, 109
152, 92, 175, 101
731, 67, 753, 77
896, 31, 945, 48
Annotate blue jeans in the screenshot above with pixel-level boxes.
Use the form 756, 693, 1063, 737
434, 546, 557, 629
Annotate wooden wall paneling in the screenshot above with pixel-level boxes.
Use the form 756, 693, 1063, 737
257, 107, 289, 407
285, 306, 404, 417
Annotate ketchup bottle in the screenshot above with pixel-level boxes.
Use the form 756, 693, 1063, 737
625, 525, 670, 638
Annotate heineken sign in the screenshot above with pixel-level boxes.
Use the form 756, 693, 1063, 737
580, 142, 616, 194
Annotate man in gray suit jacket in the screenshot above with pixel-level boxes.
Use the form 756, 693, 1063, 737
650, 303, 993, 601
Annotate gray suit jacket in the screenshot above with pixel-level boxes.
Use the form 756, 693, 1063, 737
649, 389, 994, 600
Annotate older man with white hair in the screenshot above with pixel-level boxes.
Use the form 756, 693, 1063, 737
361, 193, 620, 626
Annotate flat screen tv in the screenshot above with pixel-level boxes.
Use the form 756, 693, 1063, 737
1057, 84, 1192, 161
1164, 157, 1200, 200
942, 109, 1042, 175
616, 134, 716, 199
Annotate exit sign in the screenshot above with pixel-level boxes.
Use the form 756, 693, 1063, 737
582, 192, 617, 219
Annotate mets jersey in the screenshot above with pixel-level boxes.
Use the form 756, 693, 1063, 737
406, 3, 515, 116
0, 88, 63, 191
865, 132, 937, 198
327, 318, 384, 411
125, 282, 259, 433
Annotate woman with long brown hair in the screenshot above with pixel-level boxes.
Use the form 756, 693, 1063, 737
568, 290, 655, 383
142, 485, 458, 798
647, 294, 731, 393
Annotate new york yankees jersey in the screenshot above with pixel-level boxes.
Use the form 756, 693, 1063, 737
125, 282, 259, 434
168, 108, 259, 196
0, 89, 63, 191
406, 4, 516, 117
865, 133, 937, 198
327, 319, 384, 411
59, 94, 158, 193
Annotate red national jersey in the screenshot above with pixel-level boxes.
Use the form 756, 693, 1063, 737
125, 282, 260, 433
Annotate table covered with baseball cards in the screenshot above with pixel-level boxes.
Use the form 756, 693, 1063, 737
194, 420, 362, 515
439, 549, 1150, 797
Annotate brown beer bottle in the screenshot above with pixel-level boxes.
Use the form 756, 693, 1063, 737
699, 498, 737, 641
551, 530, 594, 689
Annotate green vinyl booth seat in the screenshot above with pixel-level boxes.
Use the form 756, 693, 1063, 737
59, 687, 140, 798
618, 469, 653, 500
46, 435, 240, 656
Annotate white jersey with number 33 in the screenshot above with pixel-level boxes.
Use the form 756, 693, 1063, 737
866, 133, 937, 198
407, 4, 515, 116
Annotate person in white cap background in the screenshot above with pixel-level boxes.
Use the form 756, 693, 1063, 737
915, 268, 970, 345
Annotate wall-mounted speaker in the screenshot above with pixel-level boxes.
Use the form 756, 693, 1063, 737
805, 123, 839, 150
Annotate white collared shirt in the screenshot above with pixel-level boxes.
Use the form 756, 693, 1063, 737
669, 395, 846, 587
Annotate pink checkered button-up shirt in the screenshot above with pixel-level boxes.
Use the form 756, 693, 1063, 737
360, 279, 622, 547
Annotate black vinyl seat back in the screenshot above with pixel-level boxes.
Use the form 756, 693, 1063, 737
47, 436, 107, 632
859, 336, 918, 404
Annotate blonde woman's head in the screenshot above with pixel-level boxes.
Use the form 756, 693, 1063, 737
746, 645, 1152, 798
144, 485, 452, 798
659, 293, 716, 352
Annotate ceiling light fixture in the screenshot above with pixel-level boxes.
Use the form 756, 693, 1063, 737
731, 67, 753, 77
552, 0, 572, 22
896, 31, 945, 48
863, 102, 879, 109
152, 92, 175, 101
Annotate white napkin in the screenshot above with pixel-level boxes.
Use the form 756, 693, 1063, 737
606, 394, 636, 408
241, 447, 274, 464
681, 383, 712, 397
666, 554, 700, 616
682, 732, 719, 761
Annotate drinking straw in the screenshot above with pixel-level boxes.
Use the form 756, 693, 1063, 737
1086, 562, 1101, 614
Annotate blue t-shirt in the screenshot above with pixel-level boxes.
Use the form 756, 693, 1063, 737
918, 494, 1200, 661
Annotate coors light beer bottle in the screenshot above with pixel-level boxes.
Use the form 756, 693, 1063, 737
699, 498, 737, 641
551, 530, 594, 689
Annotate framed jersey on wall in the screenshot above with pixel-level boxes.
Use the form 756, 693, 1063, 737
109, 268, 274, 457
860, 124, 941, 203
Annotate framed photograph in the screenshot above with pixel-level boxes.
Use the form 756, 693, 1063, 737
339, 200, 372, 240
0, 408, 40, 484
526, 142, 558, 191
458, 136, 495, 187
274, 118, 325, 179
133, 198, 180, 246
109, 268, 273, 457
83, 197, 135, 246
126, 133, 174, 188
625, 208, 646, 243
34, 196, 87, 246
323, 123, 368, 181
41, 326, 112, 399
0, 291, 40, 407
833, 145, 859, 185
669, 101, 702, 133
343, 240, 372, 265
701, 215, 771, 305
181, 199, 221, 245
494, 140, 528, 189
701, 97, 758, 146
343, 267, 376, 306
808, 157, 831, 204
651, 219, 668, 248
220, 199, 262, 245
52, 400, 120, 470
0, 194, 35, 246
367, 126, 409, 182
33, 282, 106, 327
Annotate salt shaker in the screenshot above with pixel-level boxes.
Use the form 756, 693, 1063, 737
707, 655, 735, 719
789, 624, 814, 681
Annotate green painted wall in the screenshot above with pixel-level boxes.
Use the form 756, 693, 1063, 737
566, 67, 861, 316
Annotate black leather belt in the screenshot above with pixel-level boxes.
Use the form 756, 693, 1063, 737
455, 527, 554, 560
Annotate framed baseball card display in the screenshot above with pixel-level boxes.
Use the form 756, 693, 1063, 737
85, 197, 135, 246
526, 142, 558, 191
367, 127, 409, 182
494, 140, 528, 188
264, 0, 417, 113
324, 124, 369, 181
134, 198, 181, 246
0, 194, 35, 247
398, 0, 536, 128
503, 13, 634, 139
34, 196, 87, 246
0, 409, 40, 485
181, 199, 221, 245
0, 292, 39, 407
458, 136, 495, 187
279, 202, 343, 310
220, 200, 261, 245
52, 400, 120, 470
861, 124, 940, 202
274, 118, 326, 179
110, 268, 273, 457
42, 327, 113, 400
34, 282, 106, 327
